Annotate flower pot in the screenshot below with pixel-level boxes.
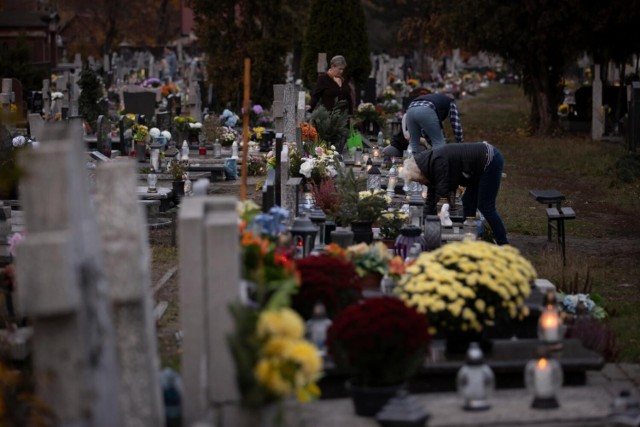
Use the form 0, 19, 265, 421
359, 271, 383, 291
172, 179, 185, 200
136, 143, 146, 163
324, 220, 336, 245
346, 381, 406, 417
351, 220, 374, 244
330, 227, 354, 248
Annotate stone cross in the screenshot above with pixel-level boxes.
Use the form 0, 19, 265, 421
272, 84, 285, 134
15, 121, 123, 427
592, 64, 604, 141
296, 91, 306, 151
69, 69, 81, 117
178, 196, 240, 426
148, 54, 156, 78
94, 160, 165, 427
282, 83, 297, 146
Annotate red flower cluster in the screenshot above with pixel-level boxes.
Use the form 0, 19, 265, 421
327, 297, 431, 387
292, 254, 361, 320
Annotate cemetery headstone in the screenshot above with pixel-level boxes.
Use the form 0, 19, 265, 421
262, 169, 276, 213
15, 121, 123, 426
272, 84, 284, 134
178, 196, 240, 426
123, 90, 156, 121
94, 160, 165, 427
317, 52, 327, 74
283, 83, 297, 146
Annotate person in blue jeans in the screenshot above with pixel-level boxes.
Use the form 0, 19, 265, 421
405, 92, 464, 154
402, 141, 508, 245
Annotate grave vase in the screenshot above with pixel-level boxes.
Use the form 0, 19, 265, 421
172, 180, 185, 200
346, 381, 407, 417
135, 142, 146, 163
351, 220, 374, 244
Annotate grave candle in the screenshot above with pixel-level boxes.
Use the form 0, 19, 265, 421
538, 306, 561, 343
533, 358, 554, 397
373, 146, 380, 159
525, 357, 563, 409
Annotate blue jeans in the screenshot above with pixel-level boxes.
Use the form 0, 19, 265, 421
461, 148, 508, 245
406, 105, 445, 154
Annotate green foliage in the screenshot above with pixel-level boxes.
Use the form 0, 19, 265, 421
309, 102, 349, 147
333, 162, 366, 226
301, 0, 371, 88
188, 0, 301, 110
612, 153, 640, 184
0, 33, 48, 93
78, 66, 107, 131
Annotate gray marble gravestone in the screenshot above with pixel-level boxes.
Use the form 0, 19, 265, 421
94, 160, 164, 427
283, 83, 297, 147
272, 84, 285, 134
95, 114, 111, 155
42, 79, 51, 120
15, 121, 123, 426
178, 196, 240, 427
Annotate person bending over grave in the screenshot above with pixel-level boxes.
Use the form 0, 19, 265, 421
401, 141, 508, 245
382, 113, 430, 160
405, 92, 464, 154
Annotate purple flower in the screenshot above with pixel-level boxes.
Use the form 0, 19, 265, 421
252, 104, 264, 115
8, 232, 25, 257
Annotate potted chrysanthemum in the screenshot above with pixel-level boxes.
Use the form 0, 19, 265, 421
326, 296, 431, 417
395, 240, 537, 354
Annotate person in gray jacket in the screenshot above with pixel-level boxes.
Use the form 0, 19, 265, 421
402, 141, 508, 245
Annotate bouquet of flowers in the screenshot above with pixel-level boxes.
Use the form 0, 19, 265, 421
559, 293, 607, 320
220, 126, 238, 147
327, 296, 430, 387
292, 253, 362, 320
230, 206, 322, 409
131, 123, 149, 143
298, 146, 340, 187
345, 242, 393, 278
396, 240, 536, 334
299, 122, 318, 143
173, 116, 197, 134
353, 102, 386, 129
219, 108, 240, 128
378, 210, 410, 241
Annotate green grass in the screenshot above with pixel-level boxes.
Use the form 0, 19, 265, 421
457, 84, 640, 362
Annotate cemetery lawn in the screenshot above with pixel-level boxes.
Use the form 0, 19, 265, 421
150, 84, 640, 373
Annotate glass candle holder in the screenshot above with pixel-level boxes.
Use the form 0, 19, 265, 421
525, 357, 563, 409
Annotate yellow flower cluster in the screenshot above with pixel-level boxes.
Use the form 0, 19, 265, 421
254, 308, 323, 402
396, 240, 536, 334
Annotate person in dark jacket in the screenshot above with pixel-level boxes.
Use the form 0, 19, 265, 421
402, 141, 508, 245
405, 92, 463, 154
308, 55, 354, 115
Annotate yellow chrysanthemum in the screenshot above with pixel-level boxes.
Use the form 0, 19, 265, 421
257, 308, 304, 339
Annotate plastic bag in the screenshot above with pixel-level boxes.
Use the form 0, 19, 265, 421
346, 125, 363, 150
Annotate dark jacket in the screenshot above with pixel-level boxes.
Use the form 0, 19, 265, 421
414, 143, 488, 214
411, 93, 454, 122
309, 73, 353, 114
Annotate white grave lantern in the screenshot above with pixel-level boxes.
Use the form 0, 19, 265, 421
456, 342, 495, 411
367, 164, 381, 191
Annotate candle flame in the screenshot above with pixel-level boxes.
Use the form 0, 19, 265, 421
542, 311, 559, 328
538, 358, 548, 369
